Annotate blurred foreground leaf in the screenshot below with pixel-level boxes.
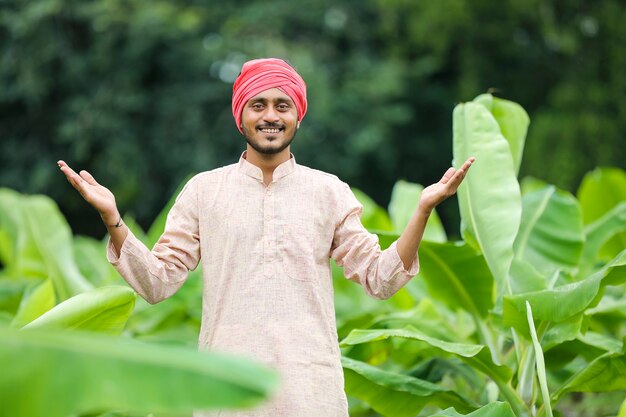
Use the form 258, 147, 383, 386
0, 326, 278, 417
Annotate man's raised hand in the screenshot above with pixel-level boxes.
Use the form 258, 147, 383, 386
57, 160, 119, 224
418, 157, 476, 215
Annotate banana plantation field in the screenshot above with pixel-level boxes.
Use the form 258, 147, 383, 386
1, 95, 625, 417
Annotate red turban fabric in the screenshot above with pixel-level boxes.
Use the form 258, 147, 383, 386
232, 58, 307, 133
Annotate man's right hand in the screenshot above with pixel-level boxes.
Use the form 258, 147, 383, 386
57, 160, 119, 224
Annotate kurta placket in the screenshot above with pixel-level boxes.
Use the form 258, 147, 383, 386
106, 152, 420, 417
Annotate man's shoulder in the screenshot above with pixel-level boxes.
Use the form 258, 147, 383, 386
296, 164, 347, 189
189, 163, 238, 183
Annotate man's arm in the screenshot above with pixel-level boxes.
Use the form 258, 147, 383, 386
57, 160, 128, 256
396, 157, 475, 269
58, 160, 201, 303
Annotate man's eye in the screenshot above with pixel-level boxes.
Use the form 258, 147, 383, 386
277, 104, 289, 111
252, 103, 264, 110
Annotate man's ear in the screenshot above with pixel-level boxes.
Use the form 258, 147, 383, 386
296, 121, 301, 130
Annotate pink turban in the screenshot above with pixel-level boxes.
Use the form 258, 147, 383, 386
232, 58, 307, 133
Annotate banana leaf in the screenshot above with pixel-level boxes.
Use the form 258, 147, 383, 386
453, 101, 521, 294
23, 285, 136, 333
0, 326, 278, 417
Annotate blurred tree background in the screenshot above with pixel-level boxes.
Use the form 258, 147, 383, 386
1, 0, 624, 238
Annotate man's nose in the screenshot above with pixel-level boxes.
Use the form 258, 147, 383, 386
263, 106, 280, 123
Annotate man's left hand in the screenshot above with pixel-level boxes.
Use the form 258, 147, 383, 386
418, 157, 476, 215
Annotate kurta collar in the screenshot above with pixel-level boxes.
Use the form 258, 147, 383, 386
237, 151, 297, 182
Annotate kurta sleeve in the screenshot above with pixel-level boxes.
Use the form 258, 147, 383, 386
106, 176, 201, 304
330, 183, 419, 300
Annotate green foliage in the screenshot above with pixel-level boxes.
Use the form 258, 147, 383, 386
0, 326, 278, 417
1, 71, 625, 415
0, 189, 275, 416
2, 0, 624, 239
336, 94, 626, 416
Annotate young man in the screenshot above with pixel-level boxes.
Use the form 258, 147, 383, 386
58, 58, 474, 417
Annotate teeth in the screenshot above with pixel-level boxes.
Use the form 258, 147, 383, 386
260, 128, 280, 133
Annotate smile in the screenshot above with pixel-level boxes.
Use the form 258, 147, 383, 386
258, 128, 283, 134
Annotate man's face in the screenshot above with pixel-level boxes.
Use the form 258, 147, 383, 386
241, 88, 299, 155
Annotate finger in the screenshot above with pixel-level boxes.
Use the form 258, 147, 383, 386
79, 170, 99, 186
57, 161, 87, 191
447, 164, 471, 190
439, 167, 456, 184
461, 157, 475, 171
449, 157, 475, 183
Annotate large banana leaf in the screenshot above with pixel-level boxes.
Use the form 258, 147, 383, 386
426, 402, 516, 417
418, 241, 493, 318
74, 235, 121, 286
388, 180, 446, 242
353, 187, 394, 231
146, 173, 195, 248
545, 331, 623, 370
340, 326, 528, 417
0, 188, 47, 279
552, 342, 626, 403
0, 326, 278, 417
513, 184, 584, 275
473, 94, 529, 176
10, 279, 55, 328
577, 167, 626, 260
341, 327, 511, 384
0, 278, 29, 314
342, 356, 475, 417
579, 202, 626, 275
23, 285, 136, 333
453, 101, 521, 294
503, 250, 626, 336
23, 195, 93, 299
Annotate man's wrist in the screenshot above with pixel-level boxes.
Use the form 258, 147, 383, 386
100, 211, 122, 227
416, 204, 432, 219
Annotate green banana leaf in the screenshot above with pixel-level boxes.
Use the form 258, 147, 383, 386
23, 195, 93, 299
342, 356, 475, 417
425, 402, 516, 417
503, 250, 626, 336
0, 279, 30, 314
74, 235, 122, 286
453, 101, 521, 294
552, 341, 626, 403
146, 173, 195, 248
473, 94, 529, 176
577, 167, 626, 260
579, 202, 626, 275
418, 241, 494, 318
23, 285, 136, 333
513, 184, 584, 275
10, 279, 55, 328
0, 188, 48, 279
340, 326, 511, 383
0, 188, 21, 268
341, 326, 530, 417
526, 301, 553, 416
0, 326, 278, 417
353, 187, 394, 231
388, 180, 446, 242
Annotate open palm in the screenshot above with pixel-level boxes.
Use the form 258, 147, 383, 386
419, 157, 475, 213
57, 160, 117, 219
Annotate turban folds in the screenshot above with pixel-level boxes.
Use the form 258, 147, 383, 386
232, 58, 307, 133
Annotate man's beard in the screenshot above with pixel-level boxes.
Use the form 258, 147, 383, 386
243, 123, 298, 155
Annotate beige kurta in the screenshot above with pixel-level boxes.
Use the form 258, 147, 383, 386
107, 152, 419, 417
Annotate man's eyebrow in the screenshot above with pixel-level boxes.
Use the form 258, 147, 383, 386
248, 97, 294, 104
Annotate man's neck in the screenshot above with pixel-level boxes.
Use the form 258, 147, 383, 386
245, 147, 291, 185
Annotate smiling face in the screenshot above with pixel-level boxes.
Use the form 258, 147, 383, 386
241, 88, 300, 156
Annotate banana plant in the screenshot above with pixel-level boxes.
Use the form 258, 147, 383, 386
336, 94, 626, 417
